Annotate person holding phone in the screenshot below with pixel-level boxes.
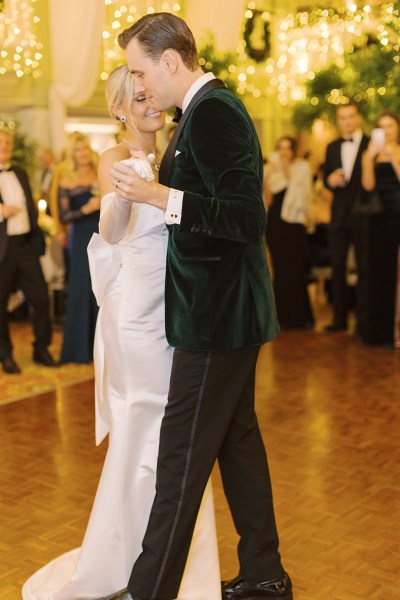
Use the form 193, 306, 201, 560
361, 111, 400, 348
323, 102, 369, 335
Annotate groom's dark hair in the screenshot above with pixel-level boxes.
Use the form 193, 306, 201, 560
118, 12, 199, 72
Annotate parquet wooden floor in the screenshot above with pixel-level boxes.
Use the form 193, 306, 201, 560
1, 324, 400, 599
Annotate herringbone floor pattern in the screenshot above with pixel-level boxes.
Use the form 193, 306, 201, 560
1, 325, 400, 599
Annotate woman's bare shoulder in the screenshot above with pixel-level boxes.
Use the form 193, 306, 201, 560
100, 143, 130, 166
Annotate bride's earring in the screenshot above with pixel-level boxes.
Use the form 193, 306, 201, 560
120, 116, 126, 123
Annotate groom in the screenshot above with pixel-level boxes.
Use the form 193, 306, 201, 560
105, 12, 292, 600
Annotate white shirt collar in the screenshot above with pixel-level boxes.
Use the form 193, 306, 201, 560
342, 129, 363, 144
182, 72, 216, 113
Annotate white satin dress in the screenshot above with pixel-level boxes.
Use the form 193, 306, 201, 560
22, 193, 221, 600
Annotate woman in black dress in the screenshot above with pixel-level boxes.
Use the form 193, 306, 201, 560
361, 112, 400, 348
264, 136, 314, 329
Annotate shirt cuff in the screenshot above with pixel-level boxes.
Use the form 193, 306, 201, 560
165, 188, 183, 225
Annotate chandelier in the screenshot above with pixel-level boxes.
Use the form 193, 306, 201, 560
0, 0, 43, 78
264, 5, 378, 105
233, 2, 399, 106
101, 0, 183, 81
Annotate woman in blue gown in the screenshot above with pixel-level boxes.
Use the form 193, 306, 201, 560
361, 112, 400, 348
58, 133, 100, 363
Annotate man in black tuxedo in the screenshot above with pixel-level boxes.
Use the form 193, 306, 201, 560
101, 12, 292, 600
0, 129, 57, 373
323, 103, 369, 333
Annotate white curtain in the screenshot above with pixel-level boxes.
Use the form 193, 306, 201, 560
48, 0, 105, 154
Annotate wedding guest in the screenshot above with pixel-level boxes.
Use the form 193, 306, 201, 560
323, 102, 369, 333
58, 133, 100, 364
264, 136, 314, 329
0, 129, 57, 374
361, 111, 400, 348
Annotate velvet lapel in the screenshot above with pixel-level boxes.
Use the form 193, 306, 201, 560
158, 78, 226, 186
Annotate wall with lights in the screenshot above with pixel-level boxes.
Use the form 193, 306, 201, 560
1, 0, 399, 159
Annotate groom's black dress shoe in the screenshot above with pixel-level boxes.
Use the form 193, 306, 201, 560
100, 590, 143, 600
222, 573, 293, 599
1, 355, 21, 374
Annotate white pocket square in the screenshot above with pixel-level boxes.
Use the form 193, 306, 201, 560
175, 150, 181, 157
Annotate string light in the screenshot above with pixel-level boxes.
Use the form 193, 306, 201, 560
101, 0, 182, 80
0, 0, 43, 78
235, 2, 399, 106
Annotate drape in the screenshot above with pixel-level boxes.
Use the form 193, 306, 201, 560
48, 0, 105, 154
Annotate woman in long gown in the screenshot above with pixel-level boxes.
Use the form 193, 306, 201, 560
264, 136, 314, 330
361, 111, 400, 348
22, 65, 221, 600
58, 133, 101, 364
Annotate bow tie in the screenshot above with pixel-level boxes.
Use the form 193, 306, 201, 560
341, 136, 354, 143
172, 107, 183, 123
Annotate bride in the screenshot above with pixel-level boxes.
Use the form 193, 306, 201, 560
22, 65, 221, 600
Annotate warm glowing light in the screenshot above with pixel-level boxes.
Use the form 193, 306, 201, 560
0, 0, 44, 77
102, 1, 182, 74
259, 3, 392, 106
38, 199, 47, 212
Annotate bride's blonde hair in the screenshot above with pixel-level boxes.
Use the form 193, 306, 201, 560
106, 64, 136, 122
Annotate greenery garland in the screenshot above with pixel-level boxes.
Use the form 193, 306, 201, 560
292, 1, 400, 129
243, 10, 271, 63
197, 33, 238, 95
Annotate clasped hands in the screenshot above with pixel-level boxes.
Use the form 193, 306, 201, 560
110, 151, 170, 212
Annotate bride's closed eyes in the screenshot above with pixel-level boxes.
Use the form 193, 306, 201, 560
134, 94, 148, 103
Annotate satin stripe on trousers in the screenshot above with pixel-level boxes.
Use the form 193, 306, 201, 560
128, 346, 283, 600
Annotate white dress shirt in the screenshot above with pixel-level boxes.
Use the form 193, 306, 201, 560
0, 168, 31, 235
341, 129, 363, 183
165, 72, 216, 225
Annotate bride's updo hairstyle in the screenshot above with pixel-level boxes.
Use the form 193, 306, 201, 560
105, 64, 136, 123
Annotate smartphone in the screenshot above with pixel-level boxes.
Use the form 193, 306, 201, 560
371, 128, 385, 146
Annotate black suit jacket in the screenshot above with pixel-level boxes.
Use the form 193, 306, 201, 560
0, 166, 45, 263
323, 134, 369, 230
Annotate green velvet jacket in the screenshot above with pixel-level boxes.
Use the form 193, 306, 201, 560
166, 87, 279, 350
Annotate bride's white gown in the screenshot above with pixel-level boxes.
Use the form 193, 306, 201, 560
22, 195, 221, 600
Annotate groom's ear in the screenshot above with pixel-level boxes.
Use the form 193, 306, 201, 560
161, 49, 179, 74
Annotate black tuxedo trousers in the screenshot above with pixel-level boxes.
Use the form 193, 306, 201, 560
0, 234, 51, 359
128, 346, 283, 600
